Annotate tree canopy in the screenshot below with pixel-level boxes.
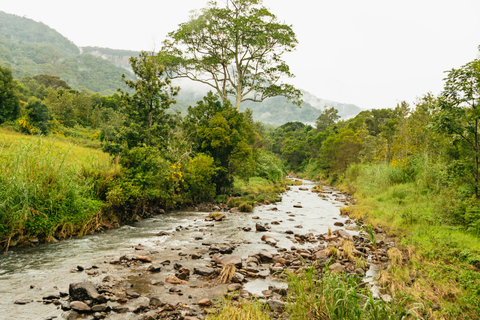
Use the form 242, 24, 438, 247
162, 0, 302, 110
0, 65, 20, 124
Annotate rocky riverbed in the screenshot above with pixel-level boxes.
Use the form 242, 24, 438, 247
0, 180, 395, 320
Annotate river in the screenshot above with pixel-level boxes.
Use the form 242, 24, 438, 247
0, 179, 359, 320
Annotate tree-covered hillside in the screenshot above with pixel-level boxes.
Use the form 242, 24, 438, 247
0, 11, 130, 94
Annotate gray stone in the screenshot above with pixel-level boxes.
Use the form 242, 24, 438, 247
69, 280, 99, 301
193, 266, 215, 276
329, 263, 346, 273
61, 311, 80, 320
70, 301, 91, 312
267, 299, 285, 311
14, 299, 33, 305
150, 296, 166, 308
217, 255, 243, 269
91, 304, 107, 312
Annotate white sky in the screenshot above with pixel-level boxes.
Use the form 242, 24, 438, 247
1, 0, 479, 109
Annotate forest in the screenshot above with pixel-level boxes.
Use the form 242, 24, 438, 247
0, 0, 479, 319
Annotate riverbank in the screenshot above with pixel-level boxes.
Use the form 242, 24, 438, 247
0, 128, 287, 252
1, 179, 395, 319
335, 164, 480, 319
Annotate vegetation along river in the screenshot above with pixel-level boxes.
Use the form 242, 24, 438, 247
0, 180, 384, 320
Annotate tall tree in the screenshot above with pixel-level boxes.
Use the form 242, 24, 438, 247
105, 51, 179, 153
0, 65, 20, 124
162, 0, 302, 110
315, 106, 340, 132
432, 56, 480, 197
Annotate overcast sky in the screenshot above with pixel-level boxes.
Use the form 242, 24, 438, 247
2, 0, 479, 109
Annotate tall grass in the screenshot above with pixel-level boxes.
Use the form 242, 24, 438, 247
285, 268, 412, 320
0, 129, 113, 250
343, 160, 480, 319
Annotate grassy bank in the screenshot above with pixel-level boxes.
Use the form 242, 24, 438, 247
226, 177, 287, 212
0, 128, 116, 250
341, 163, 480, 319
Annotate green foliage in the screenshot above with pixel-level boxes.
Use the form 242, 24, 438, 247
238, 202, 254, 212
254, 151, 285, 182
183, 153, 217, 203
162, 0, 301, 110
315, 106, 340, 132
0, 64, 20, 124
103, 51, 178, 154
431, 57, 480, 197
106, 146, 173, 215
22, 98, 52, 134
185, 92, 257, 193
285, 268, 412, 319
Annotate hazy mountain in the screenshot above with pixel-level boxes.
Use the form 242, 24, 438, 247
0, 11, 130, 94
301, 90, 363, 119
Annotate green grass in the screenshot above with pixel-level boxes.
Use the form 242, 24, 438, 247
207, 298, 270, 320
285, 268, 412, 320
343, 163, 480, 319
0, 128, 114, 250
231, 177, 285, 206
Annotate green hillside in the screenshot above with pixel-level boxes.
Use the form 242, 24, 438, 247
0, 11, 130, 94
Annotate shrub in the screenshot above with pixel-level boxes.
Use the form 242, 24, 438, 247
184, 153, 216, 203
238, 202, 253, 212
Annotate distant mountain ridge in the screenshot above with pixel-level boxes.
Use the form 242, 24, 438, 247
0, 11, 130, 94
0, 10, 363, 125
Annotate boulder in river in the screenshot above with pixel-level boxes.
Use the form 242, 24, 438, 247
215, 255, 243, 269
255, 223, 268, 232
193, 266, 215, 276
69, 280, 99, 301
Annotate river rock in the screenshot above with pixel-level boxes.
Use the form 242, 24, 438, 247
62, 311, 80, 320
314, 249, 329, 259
255, 223, 268, 231
252, 216, 260, 219
335, 229, 352, 240
191, 253, 202, 259
258, 270, 270, 278
293, 204, 303, 208
329, 263, 346, 273
150, 296, 166, 308
135, 255, 152, 263
227, 283, 243, 291
267, 299, 285, 311
165, 274, 188, 285
216, 255, 243, 269
70, 301, 91, 312
175, 267, 190, 280
91, 304, 107, 312
126, 289, 140, 298
232, 272, 245, 283
197, 298, 211, 307
258, 251, 274, 263
14, 299, 33, 305
69, 280, 99, 301
147, 264, 162, 272
193, 266, 215, 276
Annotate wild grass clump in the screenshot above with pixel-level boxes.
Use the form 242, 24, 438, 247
227, 197, 242, 208
0, 130, 113, 250
285, 268, 412, 319
238, 202, 253, 212
207, 298, 270, 320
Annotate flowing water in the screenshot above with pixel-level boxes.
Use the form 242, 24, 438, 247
0, 180, 362, 320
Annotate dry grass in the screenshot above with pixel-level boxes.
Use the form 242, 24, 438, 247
341, 239, 355, 261
218, 264, 237, 284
